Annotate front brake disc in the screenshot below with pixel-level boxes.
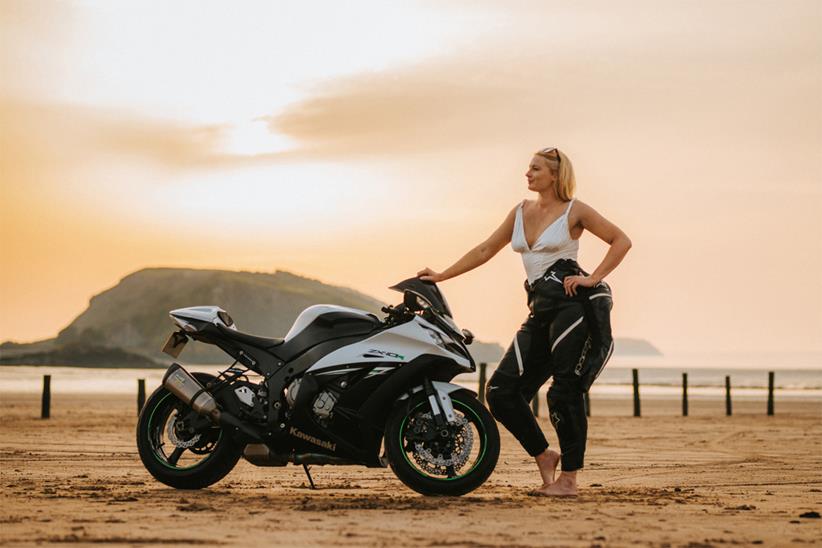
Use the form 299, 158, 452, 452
409, 412, 474, 474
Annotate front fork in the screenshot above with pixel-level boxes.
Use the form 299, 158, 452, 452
422, 378, 460, 426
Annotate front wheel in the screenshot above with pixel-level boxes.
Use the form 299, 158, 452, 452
385, 390, 500, 496
136, 373, 243, 489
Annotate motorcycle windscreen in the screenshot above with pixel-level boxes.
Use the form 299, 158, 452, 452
388, 278, 453, 318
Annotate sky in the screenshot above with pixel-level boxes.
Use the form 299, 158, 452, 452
1, 0, 821, 361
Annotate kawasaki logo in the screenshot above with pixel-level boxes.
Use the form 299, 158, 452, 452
288, 427, 337, 451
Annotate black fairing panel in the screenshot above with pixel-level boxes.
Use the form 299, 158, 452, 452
281, 357, 436, 466
215, 324, 283, 348
278, 356, 460, 467
190, 324, 280, 374
283, 370, 374, 463
357, 354, 458, 428
274, 312, 382, 362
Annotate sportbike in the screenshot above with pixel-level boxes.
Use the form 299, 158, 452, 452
136, 278, 500, 495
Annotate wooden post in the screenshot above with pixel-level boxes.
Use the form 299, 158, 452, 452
531, 394, 539, 417
137, 379, 146, 415
41, 375, 51, 419
632, 368, 641, 417
583, 391, 590, 417
682, 372, 688, 417
767, 371, 775, 416
725, 375, 732, 416
478, 362, 488, 404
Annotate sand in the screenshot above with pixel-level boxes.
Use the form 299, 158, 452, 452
1, 392, 820, 547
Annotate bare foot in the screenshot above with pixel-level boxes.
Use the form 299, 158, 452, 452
529, 471, 578, 497
534, 449, 561, 488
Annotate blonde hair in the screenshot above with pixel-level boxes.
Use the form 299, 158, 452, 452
535, 148, 576, 201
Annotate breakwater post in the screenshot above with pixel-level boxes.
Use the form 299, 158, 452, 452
478, 362, 488, 404
767, 371, 775, 416
137, 379, 146, 415
682, 373, 688, 417
725, 376, 732, 416
41, 375, 51, 419
632, 368, 641, 417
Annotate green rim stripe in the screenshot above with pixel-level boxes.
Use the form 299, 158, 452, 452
398, 397, 488, 482
148, 392, 220, 471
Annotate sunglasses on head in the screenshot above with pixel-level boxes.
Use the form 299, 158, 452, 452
538, 147, 561, 164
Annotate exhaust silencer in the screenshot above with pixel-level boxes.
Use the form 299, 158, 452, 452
162, 363, 263, 441
162, 363, 220, 421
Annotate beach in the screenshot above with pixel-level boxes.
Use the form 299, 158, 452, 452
1, 392, 820, 547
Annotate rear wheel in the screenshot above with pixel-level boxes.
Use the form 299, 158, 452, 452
136, 373, 243, 489
385, 390, 499, 496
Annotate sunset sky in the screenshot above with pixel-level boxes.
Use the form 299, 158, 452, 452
1, 0, 820, 360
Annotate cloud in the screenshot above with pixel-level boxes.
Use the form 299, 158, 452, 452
263, 0, 821, 160
267, 65, 527, 156
1, 2, 233, 172
0, 98, 320, 189
0, 99, 212, 173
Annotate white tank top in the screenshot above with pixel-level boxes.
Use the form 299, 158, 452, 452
511, 198, 579, 284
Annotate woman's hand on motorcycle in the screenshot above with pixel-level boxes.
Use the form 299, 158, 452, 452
563, 274, 597, 297
417, 267, 444, 283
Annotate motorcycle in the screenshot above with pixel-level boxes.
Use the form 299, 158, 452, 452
136, 277, 500, 496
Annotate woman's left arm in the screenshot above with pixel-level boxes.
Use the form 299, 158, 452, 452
563, 201, 632, 296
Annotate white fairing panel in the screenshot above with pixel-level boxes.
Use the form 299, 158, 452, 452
306, 316, 470, 373
169, 306, 236, 331
284, 304, 375, 342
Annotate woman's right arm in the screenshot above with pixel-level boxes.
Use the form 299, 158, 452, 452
417, 205, 518, 282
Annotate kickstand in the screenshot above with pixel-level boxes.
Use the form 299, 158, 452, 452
302, 464, 316, 490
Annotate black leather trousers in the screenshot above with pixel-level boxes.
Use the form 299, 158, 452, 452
486, 259, 604, 471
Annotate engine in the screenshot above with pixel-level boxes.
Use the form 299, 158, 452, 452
312, 390, 338, 423
286, 377, 344, 426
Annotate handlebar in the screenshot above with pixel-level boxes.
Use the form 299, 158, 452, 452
381, 304, 410, 320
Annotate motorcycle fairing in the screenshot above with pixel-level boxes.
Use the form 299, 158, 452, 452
170, 306, 236, 331
283, 305, 379, 341
278, 354, 470, 467
179, 311, 385, 376
305, 316, 471, 373
273, 308, 382, 363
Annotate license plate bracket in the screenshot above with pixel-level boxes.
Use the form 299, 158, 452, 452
162, 331, 188, 358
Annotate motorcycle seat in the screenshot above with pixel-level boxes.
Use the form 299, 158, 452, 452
216, 324, 284, 349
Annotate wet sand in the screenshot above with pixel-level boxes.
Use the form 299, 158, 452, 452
1, 392, 820, 547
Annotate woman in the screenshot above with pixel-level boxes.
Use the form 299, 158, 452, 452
417, 147, 631, 497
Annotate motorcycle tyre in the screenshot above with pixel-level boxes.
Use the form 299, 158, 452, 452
385, 389, 500, 496
136, 373, 243, 490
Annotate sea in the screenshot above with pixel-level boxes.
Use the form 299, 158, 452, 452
0, 353, 819, 401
